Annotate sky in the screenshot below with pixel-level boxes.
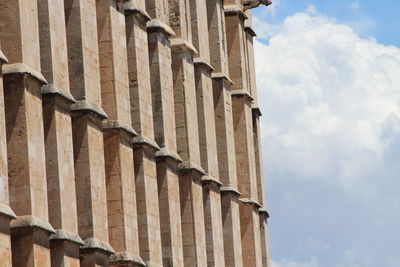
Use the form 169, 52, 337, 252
252, 1, 400, 267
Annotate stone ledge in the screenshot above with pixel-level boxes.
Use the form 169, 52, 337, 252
211, 72, 234, 85
2, 63, 48, 85
50, 229, 85, 246
193, 57, 215, 72
123, 1, 151, 21
239, 198, 262, 208
41, 84, 76, 104
71, 100, 108, 120
201, 175, 223, 186
110, 251, 146, 266
10, 215, 55, 234
178, 161, 206, 176
0, 203, 17, 219
252, 105, 262, 117
145, 261, 163, 267
132, 135, 160, 152
258, 207, 270, 219
102, 120, 137, 137
155, 147, 183, 163
170, 38, 198, 56
224, 5, 248, 19
220, 186, 241, 196
231, 89, 254, 101
244, 26, 257, 37
146, 19, 175, 37
81, 237, 115, 255
0, 50, 8, 64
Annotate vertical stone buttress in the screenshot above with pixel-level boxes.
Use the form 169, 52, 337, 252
145, 0, 186, 266
190, 0, 226, 266
37, 0, 85, 265
0, 0, 56, 266
245, 10, 272, 267
64, 0, 115, 265
225, 3, 263, 267
119, 1, 165, 266
0, 43, 17, 267
96, 1, 145, 266
206, 0, 244, 266
169, 0, 209, 266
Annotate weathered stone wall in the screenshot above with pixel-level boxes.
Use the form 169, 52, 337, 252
0, 0, 271, 266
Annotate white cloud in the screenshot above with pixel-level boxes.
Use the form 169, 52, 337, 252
272, 257, 319, 267
254, 12, 400, 196
350, 1, 360, 10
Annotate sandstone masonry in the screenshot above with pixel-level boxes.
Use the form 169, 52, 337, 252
0, 0, 271, 266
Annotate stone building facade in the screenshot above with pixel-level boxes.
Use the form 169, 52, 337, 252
0, 0, 271, 266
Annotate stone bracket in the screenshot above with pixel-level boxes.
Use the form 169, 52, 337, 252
193, 57, 215, 72
170, 38, 198, 56
220, 186, 241, 196
177, 161, 206, 176
81, 237, 115, 255
258, 207, 270, 219
110, 251, 146, 266
123, 1, 151, 22
146, 19, 175, 37
2, 63, 48, 85
102, 120, 137, 138
50, 229, 85, 246
0, 203, 17, 219
10, 215, 55, 234
71, 100, 108, 120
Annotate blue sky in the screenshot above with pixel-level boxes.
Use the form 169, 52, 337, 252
253, 1, 400, 266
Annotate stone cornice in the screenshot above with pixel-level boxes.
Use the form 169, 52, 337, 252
50, 229, 85, 246
10, 215, 56, 234
211, 72, 234, 85
239, 198, 262, 208
123, 1, 151, 22
155, 147, 183, 164
231, 89, 255, 102
41, 84, 76, 104
110, 251, 146, 266
224, 5, 248, 19
220, 186, 241, 196
0, 203, 16, 219
201, 175, 223, 187
178, 160, 206, 176
0, 50, 8, 64
252, 105, 262, 117
2, 63, 47, 85
258, 207, 270, 219
170, 38, 199, 56
71, 100, 108, 120
81, 237, 115, 255
132, 135, 161, 152
244, 26, 257, 37
146, 19, 175, 37
193, 57, 215, 72
102, 120, 137, 138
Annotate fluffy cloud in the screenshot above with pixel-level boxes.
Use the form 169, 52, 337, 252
254, 11, 400, 267
255, 12, 400, 195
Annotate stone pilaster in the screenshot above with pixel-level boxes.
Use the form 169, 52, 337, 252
0, 0, 56, 265
121, 3, 164, 266
259, 209, 271, 267
0, 44, 16, 267
145, 1, 185, 264
37, 0, 84, 265
64, 0, 114, 265
225, 4, 263, 266
96, 1, 145, 266
190, 0, 226, 266
168, 0, 208, 265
